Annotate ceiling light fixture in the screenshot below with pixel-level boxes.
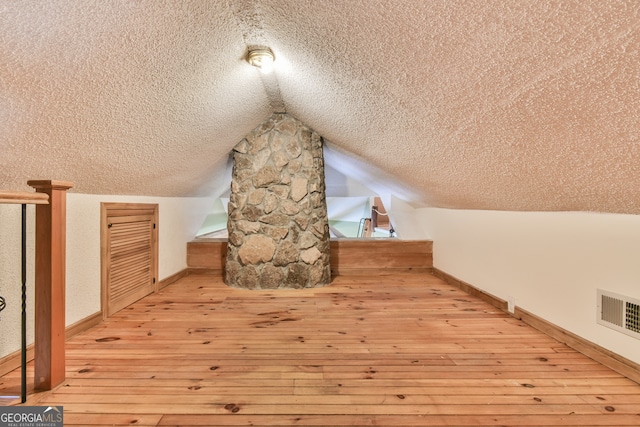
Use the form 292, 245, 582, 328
248, 47, 275, 74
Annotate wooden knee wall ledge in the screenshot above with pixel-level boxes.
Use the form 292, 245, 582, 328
432, 268, 640, 385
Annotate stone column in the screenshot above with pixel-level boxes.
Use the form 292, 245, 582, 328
225, 114, 331, 289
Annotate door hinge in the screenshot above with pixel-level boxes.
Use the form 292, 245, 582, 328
153, 277, 156, 284
153, 223, 156, 229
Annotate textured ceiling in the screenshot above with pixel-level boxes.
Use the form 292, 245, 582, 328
2, 1, 640, 214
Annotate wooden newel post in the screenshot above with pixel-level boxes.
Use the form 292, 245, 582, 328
27, 180, 73, 390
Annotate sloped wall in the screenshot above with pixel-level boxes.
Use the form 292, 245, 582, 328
418, 207, 640, 365
225, 114, 331, 289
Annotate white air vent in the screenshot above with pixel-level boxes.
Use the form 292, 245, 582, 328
597, 289, 640, 339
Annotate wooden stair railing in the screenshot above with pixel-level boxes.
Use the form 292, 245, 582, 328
1, 180, 72, 402
0, 190, 49, 403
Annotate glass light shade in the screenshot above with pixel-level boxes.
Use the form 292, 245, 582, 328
248, 48, 275, 74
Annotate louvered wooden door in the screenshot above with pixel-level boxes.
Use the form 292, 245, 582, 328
102, 203, 158, 318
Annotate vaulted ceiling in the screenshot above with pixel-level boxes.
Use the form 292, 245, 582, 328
2, 1, 639, 214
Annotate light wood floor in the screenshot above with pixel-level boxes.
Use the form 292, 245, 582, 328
2, 271, 640, 426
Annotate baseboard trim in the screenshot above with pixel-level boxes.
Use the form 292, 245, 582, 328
187, 268, 224, 276
514, 306, 640, 385
332, 267, 433, 276
158, 269, 190, 290
432, 268, 508, 311
65, 311, 103, 340
432, 267, 640, 385
0, 345, 34, 378
0, 311, 102, 377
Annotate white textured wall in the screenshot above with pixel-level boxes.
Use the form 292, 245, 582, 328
418, 208, 640, 365
326, 197, 370, 222
0, 194, 212, 358
0, 204, 36, 359
387, 195, 429, 240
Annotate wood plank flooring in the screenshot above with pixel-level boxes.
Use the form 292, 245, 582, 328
2, 271, 640, 426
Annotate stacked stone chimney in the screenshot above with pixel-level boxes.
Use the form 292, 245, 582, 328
225, 114, 331, 289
